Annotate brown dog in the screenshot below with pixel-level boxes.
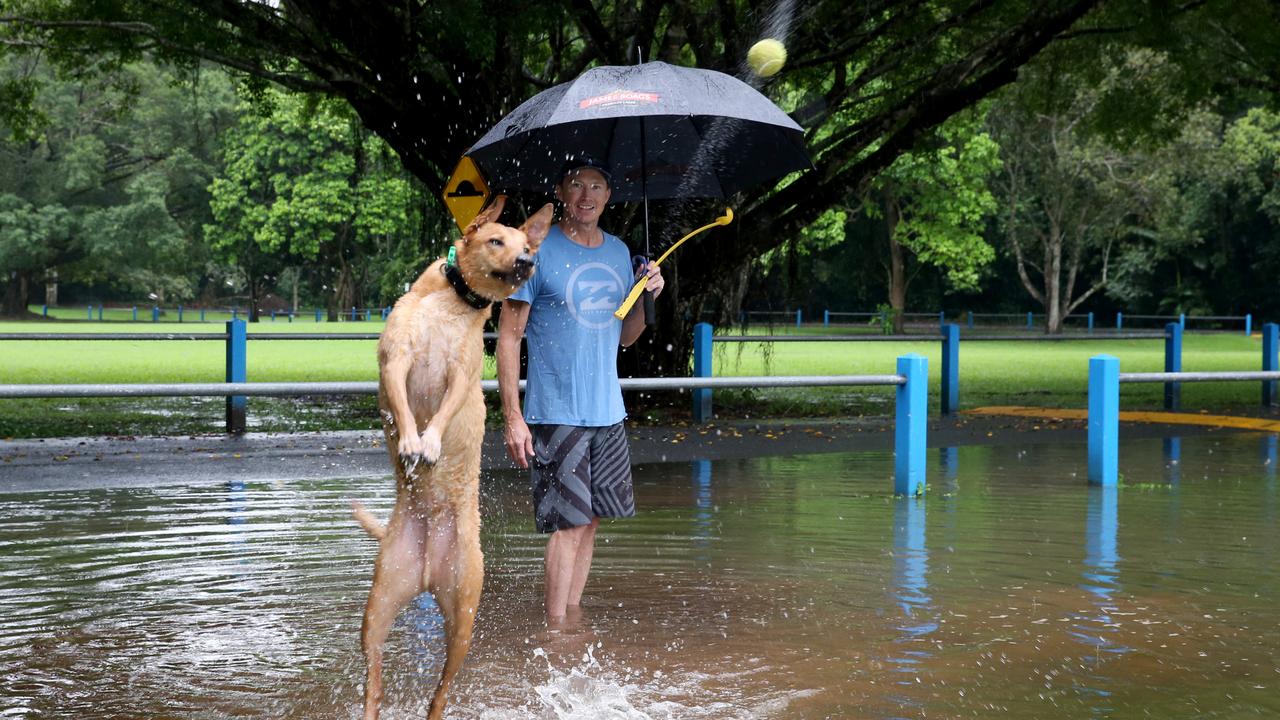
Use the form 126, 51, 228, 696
354, 195, 553, 720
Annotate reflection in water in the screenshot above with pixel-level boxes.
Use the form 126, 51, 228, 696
1163, 438, 1181, 485
226, 479, 248, 527
1072, 485, 1128, 716
692, 459, 714, 558
887, 498, 934, 715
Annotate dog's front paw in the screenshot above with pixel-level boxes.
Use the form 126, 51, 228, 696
420, 427, 442, 465
398, 433, 427, 463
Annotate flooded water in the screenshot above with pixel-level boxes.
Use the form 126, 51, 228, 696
2, 434, 1278, 719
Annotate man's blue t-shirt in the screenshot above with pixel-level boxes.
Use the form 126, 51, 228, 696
510, 225, 633, 427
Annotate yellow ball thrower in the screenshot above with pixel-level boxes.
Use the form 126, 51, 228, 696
613, 208, 735, 320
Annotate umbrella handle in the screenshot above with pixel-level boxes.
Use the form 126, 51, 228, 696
613, 208, 734, 321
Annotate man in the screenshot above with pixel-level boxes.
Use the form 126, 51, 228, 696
496, 156, 664, 622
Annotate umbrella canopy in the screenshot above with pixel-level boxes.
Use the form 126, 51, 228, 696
467, 61, 810, 204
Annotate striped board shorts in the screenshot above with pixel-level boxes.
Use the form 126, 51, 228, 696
529, 422, 636, 533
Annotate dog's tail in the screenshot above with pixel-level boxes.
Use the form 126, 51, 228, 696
351, 501, 387, 540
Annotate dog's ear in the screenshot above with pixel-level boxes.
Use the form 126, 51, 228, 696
464, 195, 507, 237
520, 202, 555, 251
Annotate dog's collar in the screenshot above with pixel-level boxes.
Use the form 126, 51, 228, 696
442, 249, 492, 310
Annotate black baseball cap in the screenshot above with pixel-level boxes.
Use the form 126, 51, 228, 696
558, 155, 612, 184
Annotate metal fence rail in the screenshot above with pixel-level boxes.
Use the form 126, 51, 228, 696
0, 374, 905, 399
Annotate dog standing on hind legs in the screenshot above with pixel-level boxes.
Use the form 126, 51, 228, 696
353, 196, 553, 720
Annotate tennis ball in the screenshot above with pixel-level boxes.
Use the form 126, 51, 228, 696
747, 38, 787, 77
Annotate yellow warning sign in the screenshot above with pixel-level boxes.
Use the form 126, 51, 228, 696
442, 155, 490, 234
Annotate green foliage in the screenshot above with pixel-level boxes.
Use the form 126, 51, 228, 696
869, 111, 1001, 291
0, 54, 236, 312
205, 90, 426, 315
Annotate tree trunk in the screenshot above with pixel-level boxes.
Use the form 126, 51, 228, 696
2, 271, 31, 317
1044, 222, 1063, 334
885, 199, 907, 334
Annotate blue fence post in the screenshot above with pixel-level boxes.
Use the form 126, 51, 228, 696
1179, 313, 1186, 330
41, 304, 47, 318
152, 306, 159, 323
967, 311, 973, 329
795, 309, 802, 328
271, 311, 276, 322
1164, 322, 1182, 411
315, 308, 323, 322
1264, 323, 1279, 407
225, 319, 247, 434
1245, 314, 1252, 336
200, 308, 206, 323
941, 323, 959, 415
98, 306, 103, 321
895, 354, 928, 496
86, 305, 92, 320
1026, 311, 1032, 329
939, 311, 945, 327
1088, 312, 1094, 333
131, 306, 137, 321
1116, 312, 1123, 331
232, 308, 238, 320
1088, 355, 1120, 486
177, 305, 183, 323
693, 322, 713, 423
823, 309, 829, 327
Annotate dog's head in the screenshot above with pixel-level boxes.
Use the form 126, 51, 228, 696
457, 196, 554, 301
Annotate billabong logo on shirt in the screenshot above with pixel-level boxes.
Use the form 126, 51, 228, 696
566, 262, 625, 330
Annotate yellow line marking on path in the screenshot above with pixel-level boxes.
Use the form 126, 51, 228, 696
965, 406, 1280, 432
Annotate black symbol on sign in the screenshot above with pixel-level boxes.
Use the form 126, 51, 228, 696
448, 181, 484, 198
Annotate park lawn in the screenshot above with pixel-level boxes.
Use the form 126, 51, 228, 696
0, 319, 1270, 437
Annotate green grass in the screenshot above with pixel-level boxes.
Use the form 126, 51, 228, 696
0, 319, 1272, 437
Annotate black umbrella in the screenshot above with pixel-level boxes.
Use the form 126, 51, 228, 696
468, 61, 810, 202
467, 60, 811, 321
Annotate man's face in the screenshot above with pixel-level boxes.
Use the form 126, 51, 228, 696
556, 167, 611, 225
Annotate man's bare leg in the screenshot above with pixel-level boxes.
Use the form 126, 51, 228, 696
545, 522, 591, 620
565, 517, 599, 607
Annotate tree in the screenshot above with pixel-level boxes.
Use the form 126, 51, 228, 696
0, 53, 235, 316
206, 91, 419, 321
988, 49, 1196, 333
865, 111, 1000, 333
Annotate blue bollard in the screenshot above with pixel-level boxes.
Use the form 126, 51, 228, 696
823, 309, 829, 327
271, 311, 276, 322
1179, 313, 1186, 330
1088, 355, 1120, 486
1264, 323, 1278, 407
381, 307, 389, 321
232, 308, 238, 320
693, 323, 713, 423
315, 308, 323, 323
1245, 313, 1252, 336
87, 305, 93, 320
225, 319, 247, 434
1116, 312, 1123, 331
200, 308, 206, 322
895, 354, 928, 496
1027, 311, 1032, 329
795, 309, 801, 328
1165, 322, 1182, 411
98, 306, 103, 321
132, 306, 137, 321
152, 306, 159, 323
177, 305, 183, 323
939, 311, 945, 327
967, 311, 973, 329
41, 304, 47, 318
1088, 311, 1094, 333
941, 323, 959, 415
